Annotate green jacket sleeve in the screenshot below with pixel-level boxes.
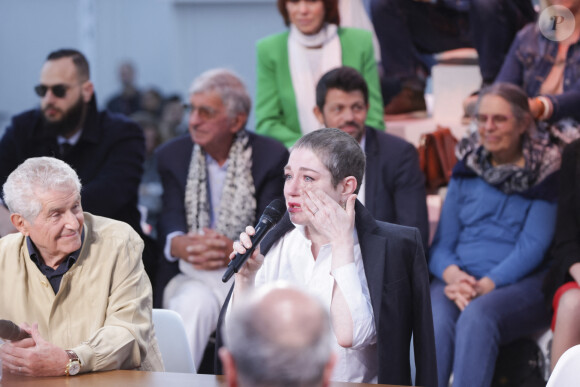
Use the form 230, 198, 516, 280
340, 28, 384, 130
361, 44, 385, 131
255, 35, 301, 148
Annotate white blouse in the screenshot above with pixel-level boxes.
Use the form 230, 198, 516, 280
255, 225, 378, 383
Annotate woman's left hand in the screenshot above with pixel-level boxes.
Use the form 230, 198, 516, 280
302, 189, 357, 244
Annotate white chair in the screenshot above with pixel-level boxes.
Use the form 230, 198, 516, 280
546, 344, 580, 387
152, 308, 197, 373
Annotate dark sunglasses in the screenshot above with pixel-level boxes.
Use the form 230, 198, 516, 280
34, 84, 70, 98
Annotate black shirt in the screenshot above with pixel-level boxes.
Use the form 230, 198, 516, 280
26, 230, 84, 294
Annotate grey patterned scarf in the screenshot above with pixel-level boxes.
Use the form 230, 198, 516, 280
455, 123, 561, 197
184, 130, 256, 240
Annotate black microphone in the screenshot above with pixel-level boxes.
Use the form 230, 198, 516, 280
222, 199, 286, 283
0, 319, 31, 341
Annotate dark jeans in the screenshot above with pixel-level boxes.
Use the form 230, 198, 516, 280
370, 0, 536, 101
430, 270, 551, 387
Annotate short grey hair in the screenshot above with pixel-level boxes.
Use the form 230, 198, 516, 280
189, 68, 251, 119
3, 157, 81, 221
293, 127, 366, 194
224, 283, 333, 387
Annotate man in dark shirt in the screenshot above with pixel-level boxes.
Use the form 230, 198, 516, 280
106, 61, 142, 116
0, 48, 154, 275
0, 156, 163, 376
314, 66, 430, 251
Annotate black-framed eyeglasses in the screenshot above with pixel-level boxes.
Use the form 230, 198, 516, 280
34, 84, 70, 98
183, 103, 218, 121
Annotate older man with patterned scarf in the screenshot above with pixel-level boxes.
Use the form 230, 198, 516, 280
155, 69, 288, 370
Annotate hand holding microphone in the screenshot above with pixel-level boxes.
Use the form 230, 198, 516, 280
222, 199, 285, 282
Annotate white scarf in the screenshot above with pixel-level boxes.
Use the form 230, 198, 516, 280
338, 0, 381, 61
179, 131, 256, 281
288, 23, 342, 136
184, 130, 256, 241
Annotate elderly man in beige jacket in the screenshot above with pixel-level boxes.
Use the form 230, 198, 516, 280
0, 157, 163, 377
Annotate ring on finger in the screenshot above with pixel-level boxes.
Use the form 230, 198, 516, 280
312, 207, 319, 215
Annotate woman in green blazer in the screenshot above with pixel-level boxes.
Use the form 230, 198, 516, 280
255, 0, 384, 148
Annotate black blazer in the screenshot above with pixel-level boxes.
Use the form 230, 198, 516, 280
0, 98, 145, 232
216, 201, 437, 387
363, 126, 429, 252
154, 131, 289, 304
544, 139, 580, 301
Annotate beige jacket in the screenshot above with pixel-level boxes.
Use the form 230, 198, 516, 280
0, 213, 164, 373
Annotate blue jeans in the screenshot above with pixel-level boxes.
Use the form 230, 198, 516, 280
430, 270, 551, 387
370, 0, 535, 101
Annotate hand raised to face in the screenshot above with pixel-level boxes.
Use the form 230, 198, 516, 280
301, 188, 357, 245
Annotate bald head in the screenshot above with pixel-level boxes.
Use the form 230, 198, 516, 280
256, 287, 327, 348
222, 284, 334, 387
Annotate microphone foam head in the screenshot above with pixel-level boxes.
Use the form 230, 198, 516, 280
0, 319, 21, 341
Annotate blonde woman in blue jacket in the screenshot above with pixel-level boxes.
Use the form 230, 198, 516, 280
255, 0, 384, 148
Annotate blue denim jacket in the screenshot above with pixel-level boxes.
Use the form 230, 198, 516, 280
496, 23, 580, 123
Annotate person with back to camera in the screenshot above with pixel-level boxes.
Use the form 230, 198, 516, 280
219, 282, 336, 387
255, 0, 384, 148
218, 128, 437, 386
429, 83, 561, 387
0, 157, 163, 377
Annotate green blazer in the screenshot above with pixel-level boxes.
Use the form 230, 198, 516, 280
255, 27, 385, 148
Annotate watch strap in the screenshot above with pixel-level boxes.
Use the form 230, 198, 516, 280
65, 350, 81, 376
66, 350, 80, 362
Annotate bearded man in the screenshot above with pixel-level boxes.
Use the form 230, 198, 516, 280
313, 66, 429, 251
0, 49, 145, 247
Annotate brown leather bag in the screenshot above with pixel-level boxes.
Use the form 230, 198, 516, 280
418, 126, 458, 193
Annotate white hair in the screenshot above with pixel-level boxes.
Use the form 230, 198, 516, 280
3, 157, 81, 221
189, 68, 251, 118
224, 282, 333, 387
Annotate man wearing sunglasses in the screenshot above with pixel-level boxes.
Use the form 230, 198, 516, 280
0, 49, 148, 272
